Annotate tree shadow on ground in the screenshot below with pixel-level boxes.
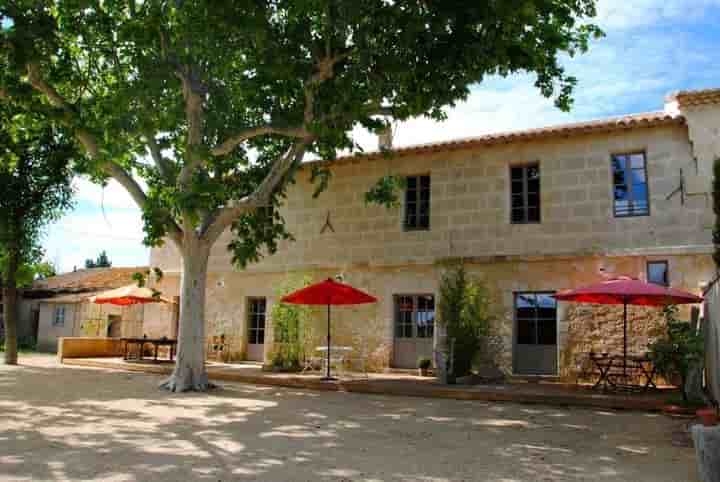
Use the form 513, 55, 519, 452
0, 359, 698, 482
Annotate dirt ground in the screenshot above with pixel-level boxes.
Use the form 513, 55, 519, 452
0, 354, 698, 482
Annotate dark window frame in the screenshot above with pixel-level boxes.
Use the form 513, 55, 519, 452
403, 174, 431, 231
394, 294, 435, 339
53, 305, 66, 327
510, 163, 541, 224
612, 151, 650, 218
247, 297, 267, 345
513, 292, 557, 346
647, 260, 669, 286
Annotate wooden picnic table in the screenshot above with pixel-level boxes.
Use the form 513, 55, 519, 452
588, 352, 658, 392
122, 337, 177, 362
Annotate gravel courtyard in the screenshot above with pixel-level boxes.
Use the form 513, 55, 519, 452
0, 355, 698, 482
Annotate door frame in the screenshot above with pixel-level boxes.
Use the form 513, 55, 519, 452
512, 291, 559, 376
391, 293, 436, 369
245, 296, 267, 362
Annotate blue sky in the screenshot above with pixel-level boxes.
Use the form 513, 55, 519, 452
43, 1, 720, 273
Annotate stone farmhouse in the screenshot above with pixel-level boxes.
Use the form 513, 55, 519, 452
145, 87, 720, 377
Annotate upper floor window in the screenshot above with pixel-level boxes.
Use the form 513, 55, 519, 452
612, 152, 649, 217
404, 175, 430, 231
510, 164, 540, 224
647, 260, 669, 286
53, 306, 66, 327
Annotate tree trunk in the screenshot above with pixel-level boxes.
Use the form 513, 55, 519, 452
3, 250, 19, 365
159, 241, 212, 392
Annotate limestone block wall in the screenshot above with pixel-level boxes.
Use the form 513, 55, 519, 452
151, 123, 712, 276
37, 303, 78, 352
149, 252, 712, 376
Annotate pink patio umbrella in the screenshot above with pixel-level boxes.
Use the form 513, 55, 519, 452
554, 276, 703, 375
281, 278, 377, 381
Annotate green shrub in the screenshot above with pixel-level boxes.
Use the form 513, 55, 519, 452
438, 263, 495, 378
270, 275, 313, 371
648, 305, 704, 403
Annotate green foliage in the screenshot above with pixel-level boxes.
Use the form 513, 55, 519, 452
438, 263, 495, 377
418, 357, 432, 370
648, 305, 704, 402
85, 250, 112, 269
0, 1, 602, 270
713, 157, 720, 269
365, 175, 406, 209
270, 275, 313, 371
0, 106, 75, 282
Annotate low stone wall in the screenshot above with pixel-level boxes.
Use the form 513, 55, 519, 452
57, 337, 124, 361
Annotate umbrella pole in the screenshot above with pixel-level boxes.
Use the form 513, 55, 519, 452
623, 300, 628, 377
326, 304, 331, 379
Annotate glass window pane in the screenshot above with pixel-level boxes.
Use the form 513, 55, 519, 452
517, 319, 535, 344
648, 261, 668, 285
527, 207, 540, 222
631, 169, 646, 184
512, 194, 525, 208
515, 293, 556, 346
630, 153, 645, 169
511, 209, 525, 223
511, 167, 523, 180
527, 192, 540, 208
537, 319, 557, 345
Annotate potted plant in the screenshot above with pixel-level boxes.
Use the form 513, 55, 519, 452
648, 306, 704, 408
418, 357, 432, 377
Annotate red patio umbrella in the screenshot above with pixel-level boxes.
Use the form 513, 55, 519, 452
281, 278, 377, 380
554, 276, 703, 374
89, 284, 172, 306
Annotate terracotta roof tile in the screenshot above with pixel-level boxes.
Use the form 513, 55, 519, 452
667, 88, 720, 108
306, 111, 685, 167
32, 267, 147, 293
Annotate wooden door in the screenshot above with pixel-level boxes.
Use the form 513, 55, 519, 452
392, 295, 435, 369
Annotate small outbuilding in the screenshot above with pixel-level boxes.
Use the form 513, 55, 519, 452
20, 267, 149, 352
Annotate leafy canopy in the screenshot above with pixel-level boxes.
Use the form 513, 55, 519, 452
0, 1, 602, 267
0, 105, 75, 284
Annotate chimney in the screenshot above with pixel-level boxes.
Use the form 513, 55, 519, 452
378, 125, 393, 151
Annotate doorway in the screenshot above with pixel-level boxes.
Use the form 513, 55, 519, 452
392, 294, 435, 369
513, 292, 558, 375
246, 297, 266, 362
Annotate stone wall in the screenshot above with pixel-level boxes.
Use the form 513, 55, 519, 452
152, 123, 712, 276
148, 253, 712, 376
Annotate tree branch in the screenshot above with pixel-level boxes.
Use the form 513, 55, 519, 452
175, 64, 208, 188
201, 140, 310, 244
143, 129, 175, 183
25, 62, 184, 247
210, 125, 308, 157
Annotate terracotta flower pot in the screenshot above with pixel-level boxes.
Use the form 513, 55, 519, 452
696, 407, 719, 427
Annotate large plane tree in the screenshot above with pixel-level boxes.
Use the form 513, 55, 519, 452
0, 1, 601, 391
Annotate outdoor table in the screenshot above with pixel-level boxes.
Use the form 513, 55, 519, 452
588, 352, 657, 391
122, 337, 177, 362
314, 346, 352, 375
